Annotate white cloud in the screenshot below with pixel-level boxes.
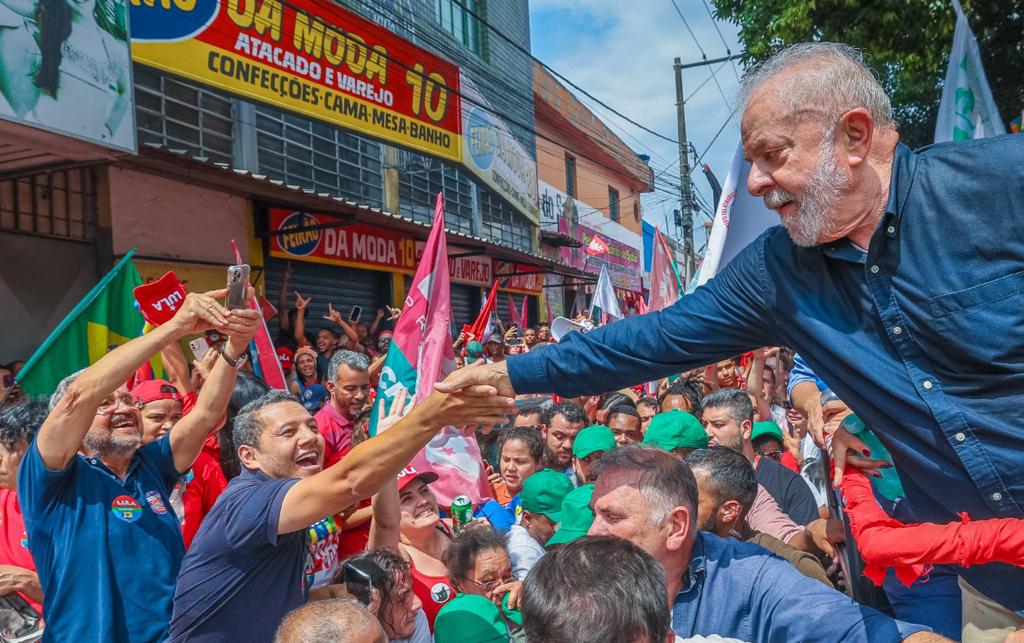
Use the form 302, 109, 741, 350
530, 0, 745, 247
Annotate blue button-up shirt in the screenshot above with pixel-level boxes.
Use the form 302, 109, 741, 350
510, 135, 1024, 612
673, 532, 926, 641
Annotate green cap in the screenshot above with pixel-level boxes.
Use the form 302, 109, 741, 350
546, 484, 595, 547
642, 411, 708, 451
466, 340, 484, 357
522, 469, 574, 523
751, 421, 784, 443
572, 425, 616, 459
435, 594, 510, 643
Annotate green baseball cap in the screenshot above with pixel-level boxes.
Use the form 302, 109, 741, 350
522, 469, 574, 523
434, 594, 510, 643
572, 425, 616, 459
466, 340, 484, 357
751, 421, 784, 443
642, 411, 708, 451
546, 484, 595, 547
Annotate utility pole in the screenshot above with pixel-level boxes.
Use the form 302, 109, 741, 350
673, 57, 696, 285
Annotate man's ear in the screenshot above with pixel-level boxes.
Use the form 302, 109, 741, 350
237, 444, 260, 471
719, 499, 743, 531
741, 420, 752, 442
664, 505, 692, 553
839, 107, 874, 169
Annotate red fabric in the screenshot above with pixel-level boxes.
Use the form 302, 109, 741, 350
842, 469, 1024, 587
315, 404, 355, 469
181, 452, 228, 548
780, 451, 800, 473
0, 489, 41, 614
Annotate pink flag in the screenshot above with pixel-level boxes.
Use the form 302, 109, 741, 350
648, 227, 682, 312
507, 294, 521, 328
383, 193, 490, 505
520, 296, 529, 329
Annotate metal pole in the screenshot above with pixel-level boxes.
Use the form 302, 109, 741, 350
674, 57, 696, 285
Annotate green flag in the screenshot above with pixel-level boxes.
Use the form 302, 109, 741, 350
17, 251, 145, 396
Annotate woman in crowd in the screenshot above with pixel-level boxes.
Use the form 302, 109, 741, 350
493, 428, 543, 518
443, 524, 520, 608
334, 549, 430, 642
290, 345, 327, 413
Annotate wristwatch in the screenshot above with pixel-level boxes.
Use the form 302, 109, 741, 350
218, 345, 249, 370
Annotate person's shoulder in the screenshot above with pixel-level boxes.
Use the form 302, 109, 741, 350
915, 134, 1024, 164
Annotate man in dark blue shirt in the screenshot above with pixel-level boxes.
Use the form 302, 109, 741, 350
438, 42, 1024, 625
587, 446, 935, 642
169, 384, 514, 641
22, 288, 260, 643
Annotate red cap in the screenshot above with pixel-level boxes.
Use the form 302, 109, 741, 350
276, 346, 294, 369
396, 466, 439, 493
131, 379, 182, 406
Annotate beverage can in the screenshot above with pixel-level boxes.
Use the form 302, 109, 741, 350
451, 495, 473, 532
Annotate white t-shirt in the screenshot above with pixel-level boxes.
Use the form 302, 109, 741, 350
507, 524, 546, 580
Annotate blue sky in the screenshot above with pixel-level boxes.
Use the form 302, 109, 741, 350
529, 0, 745, 252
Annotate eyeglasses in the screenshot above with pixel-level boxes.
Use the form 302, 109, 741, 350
463, 575, 516, 593
95, 394, 139, 416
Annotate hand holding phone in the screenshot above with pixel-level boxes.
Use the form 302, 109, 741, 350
348, 305, 362, 324
226, 264, 251, 310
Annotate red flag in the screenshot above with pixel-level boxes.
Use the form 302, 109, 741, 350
227, 241, 286, 390
520, 296, 528, 329
468, 281, 499, 342
584, 234, 609, 256
258, 295, 278, 321
508, 294, 520, 327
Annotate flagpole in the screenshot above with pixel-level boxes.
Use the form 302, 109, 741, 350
16, 250, 138, 384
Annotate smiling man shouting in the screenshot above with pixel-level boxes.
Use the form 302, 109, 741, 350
168, 377, 514, 641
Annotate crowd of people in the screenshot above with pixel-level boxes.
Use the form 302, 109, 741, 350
0, 41, 1022, 643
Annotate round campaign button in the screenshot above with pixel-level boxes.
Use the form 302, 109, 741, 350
111, 495, 143, 523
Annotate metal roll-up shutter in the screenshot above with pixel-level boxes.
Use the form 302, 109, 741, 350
497, 291, 536, 328
450, 285, 479, 329
264, 257, 390, 341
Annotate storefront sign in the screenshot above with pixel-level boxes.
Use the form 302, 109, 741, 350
269, 209, 417, 271
0, 0, 135, 151
559, 218, 641, 292
415, 243, 490, 287
461, 73, 539, 224
493, 260, 544, 295
130, 0, 462, 161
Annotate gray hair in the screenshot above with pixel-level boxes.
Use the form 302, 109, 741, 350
49, 369, 87, 412
232, 390, 300, 449
701, 388, 754, 426
591, 445, 698, 527
740, 42, 896, 131
327, 350, 369, 382
686, 447, 759, 513
274, 598, 384, 643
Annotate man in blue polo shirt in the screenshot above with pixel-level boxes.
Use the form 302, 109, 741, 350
587, 446, 941, 642
437, 42, 1024, 633
20, 288, 259, 643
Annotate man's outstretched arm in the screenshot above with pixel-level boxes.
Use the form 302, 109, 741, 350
441, 235, 779, 399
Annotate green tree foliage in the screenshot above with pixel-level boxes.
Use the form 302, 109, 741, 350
712, 0, 1024, 147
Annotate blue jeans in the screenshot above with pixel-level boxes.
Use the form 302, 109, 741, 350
883, 565, 963, 640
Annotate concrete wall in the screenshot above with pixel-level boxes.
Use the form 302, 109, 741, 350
107, 167, 250, 263
0, 232, 97, 363
536, 118, 645, 235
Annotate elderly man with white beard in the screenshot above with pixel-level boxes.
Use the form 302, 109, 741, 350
438, 41, 1024, 639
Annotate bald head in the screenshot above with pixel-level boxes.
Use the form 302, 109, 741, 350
274, 599, 386, 643
740, 42, 895, 133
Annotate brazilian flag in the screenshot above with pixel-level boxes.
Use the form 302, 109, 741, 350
17, 250, 146, 396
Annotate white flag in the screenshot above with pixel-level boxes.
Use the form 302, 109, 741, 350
935, 0, 1005, 142
592, 263, 623, 320
696, 142, 779, 288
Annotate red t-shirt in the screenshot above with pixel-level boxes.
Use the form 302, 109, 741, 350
0, 489, 41, 614
178, 452, 228, 548
314, 404, 355, 468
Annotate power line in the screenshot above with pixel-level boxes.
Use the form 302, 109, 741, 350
699, 0, 741, 81
667, 0, 733, 110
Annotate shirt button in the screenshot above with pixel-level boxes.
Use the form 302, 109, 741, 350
893, 326, 903, 335
887, 226, 896, 234
870, 265, 880, 274
922, 380, 933, 390
954, 432, 966, 443
992, 492, 1003, 502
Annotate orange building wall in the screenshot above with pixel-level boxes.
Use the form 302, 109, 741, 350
536, 118, 645, 235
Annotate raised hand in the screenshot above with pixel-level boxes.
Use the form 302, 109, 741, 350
294, 291, 311, 310
324, 303, 343, 326
169, 289, 232, 336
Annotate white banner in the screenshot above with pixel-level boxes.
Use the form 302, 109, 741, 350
934, 1, 1005, 142
696, 142, 779, 288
